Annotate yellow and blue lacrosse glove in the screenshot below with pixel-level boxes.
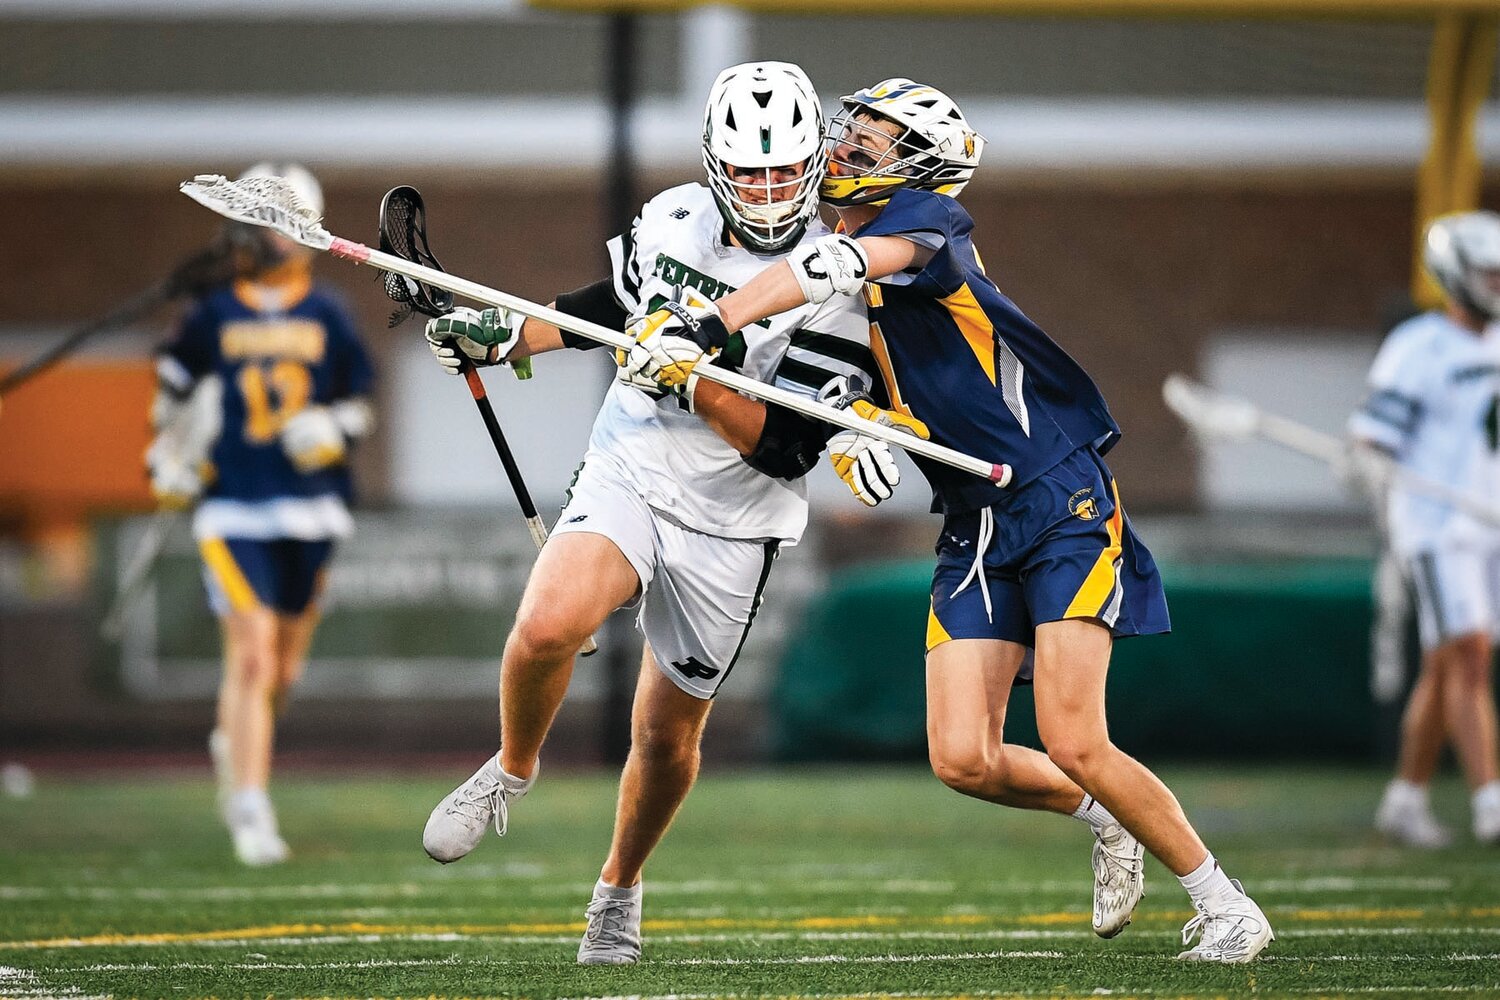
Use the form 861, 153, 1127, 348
280, 399, 373, 474
819, 374, 930, 508
145, 439, 205, 510
425, 306, 532, 380
616, 299, 730, 393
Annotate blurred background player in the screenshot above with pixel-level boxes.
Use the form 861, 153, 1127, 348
148, 162, 375, 866
418, 62, 872, 963
630, 77, 1275, 963
1351, 210, 1500, 848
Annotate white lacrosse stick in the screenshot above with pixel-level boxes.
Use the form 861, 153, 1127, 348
180, 174, 1013, 488
1163, 373, 1500, 529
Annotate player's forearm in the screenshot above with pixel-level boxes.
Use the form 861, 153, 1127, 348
716, 262, 810, 336
690, 379, 767, 456
511, 311, 568, 359
716, 236, 931, 336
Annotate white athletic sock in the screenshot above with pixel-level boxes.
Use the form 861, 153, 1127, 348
1473, 780, 1500, 813
228, 787, 271, 827
1387, 778, 1430, 809
596, 877, 642, 899
1070, 793, 1119, 832
1179, 852, 1237, 907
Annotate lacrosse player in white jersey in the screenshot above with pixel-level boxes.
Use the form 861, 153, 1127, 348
1351, 210, 1500, 847
419, 62, 877, 963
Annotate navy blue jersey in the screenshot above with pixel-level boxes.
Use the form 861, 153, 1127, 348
160, 279, 374, 503
854, 189, 1119, 514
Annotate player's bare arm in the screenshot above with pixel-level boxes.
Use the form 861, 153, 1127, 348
713, 233, 929, 337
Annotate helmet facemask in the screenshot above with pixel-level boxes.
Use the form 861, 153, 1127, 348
820, 80, 983, 207
701, 61, 827, 255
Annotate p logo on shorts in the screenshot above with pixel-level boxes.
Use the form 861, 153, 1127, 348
1069, 488, 1099, 521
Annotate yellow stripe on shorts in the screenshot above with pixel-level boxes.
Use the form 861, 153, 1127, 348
198, 538, 259, 612
1062, 481, 1125, 621
926, 601, 954, 651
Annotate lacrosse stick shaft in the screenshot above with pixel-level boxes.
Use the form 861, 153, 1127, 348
0, 283, 168, 398
1164, 374, 1500, 530
326, 238, 1010, 487
100, 507, 178, 642
451, 351, 598, 656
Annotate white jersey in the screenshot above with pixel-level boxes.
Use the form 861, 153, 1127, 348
585, 182, 871, 542
1349, 311, 1500, 555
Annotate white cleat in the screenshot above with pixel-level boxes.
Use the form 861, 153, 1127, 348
232, 824, 290, 867
227, 791, 289, 867
1177, 880, 1274, 963
422, 753, 535, 863
1092, 822, 1145, 938
1375, 788, 1453, 849
577, 879, 643, 965
1474, 801, 1500, 845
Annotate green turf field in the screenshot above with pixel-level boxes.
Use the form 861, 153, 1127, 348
1, 765, 1497, 999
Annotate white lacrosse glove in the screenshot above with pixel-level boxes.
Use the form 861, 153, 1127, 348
145, 438, 205, 510
425, 306, 525, 375
788, 234, 869, 304
616, 298, 730, 394
819, 375, 930, 508
281, 406, 347, 472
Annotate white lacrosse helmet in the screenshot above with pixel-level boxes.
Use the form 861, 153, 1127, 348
240, 161, 324, 217
822, 78, 984, 207
1424, 210, 1500, 321
702, 61, 826, 254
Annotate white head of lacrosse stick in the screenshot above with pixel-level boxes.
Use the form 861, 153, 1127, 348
180, 174, 334, 252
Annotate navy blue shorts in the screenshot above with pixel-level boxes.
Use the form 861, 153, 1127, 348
928, 447, 1170, 664
199, 537, 335, 616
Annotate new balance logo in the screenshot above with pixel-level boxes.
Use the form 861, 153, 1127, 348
669, 207, 690, 219
671, 656, 720, 680
567, 514, 588, 524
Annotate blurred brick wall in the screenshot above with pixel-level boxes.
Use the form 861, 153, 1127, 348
6, 170, 1479, 511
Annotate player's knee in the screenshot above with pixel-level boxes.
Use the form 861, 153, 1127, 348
1043, 735, 1107, 783
510, 608, 591, 662
228, 646, 276, 693
928, 740, 990, 795
630, 719, 700, 770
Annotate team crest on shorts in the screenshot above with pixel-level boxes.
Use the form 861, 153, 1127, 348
1068, 488, 1099, 521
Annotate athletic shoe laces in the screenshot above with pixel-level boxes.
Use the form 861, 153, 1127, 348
584, 896, 633, 945
1093, 828, 1142, 890
1180, 884, 1258, 959
447, 772, 511, 837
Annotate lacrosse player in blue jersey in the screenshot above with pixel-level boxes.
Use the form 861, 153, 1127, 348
150, 163, 375, 867
624, 79, 1273, 963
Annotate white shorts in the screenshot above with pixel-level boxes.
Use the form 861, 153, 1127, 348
551, 456, 780, 699
1405, 546, 1500, 650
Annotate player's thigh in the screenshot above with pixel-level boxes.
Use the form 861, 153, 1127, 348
1030, 618, 1113, 752
517, 531, 643, 638
631, 644, 714, 753
925, 638, 1030, 755
640, 523, 779, 700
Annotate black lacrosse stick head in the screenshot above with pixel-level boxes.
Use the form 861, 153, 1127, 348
378, 185, 454, 327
